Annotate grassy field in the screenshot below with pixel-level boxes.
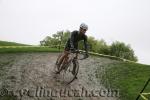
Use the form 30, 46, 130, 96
96, 61, 150, 100
0, 40, 62, 53
0, 47, 61, 53
0, 40, 30, 46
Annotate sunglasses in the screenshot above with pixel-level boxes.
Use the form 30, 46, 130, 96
80, 28, 87, 31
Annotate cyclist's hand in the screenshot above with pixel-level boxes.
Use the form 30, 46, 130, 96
85, 53, 89, 58
70, 48, 75, 52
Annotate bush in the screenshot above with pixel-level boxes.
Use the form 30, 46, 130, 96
110, 41, 138, 61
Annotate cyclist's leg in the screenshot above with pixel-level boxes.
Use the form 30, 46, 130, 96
55, 51, 69, 74
72, 46, 78, 76
57, 50, 69, 67
56, 53, 63, 64
72, 52, 78, 79
57, 40, 70, 66
59, 53, 69, 71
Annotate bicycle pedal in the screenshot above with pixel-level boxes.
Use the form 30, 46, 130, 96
74, 76, 78, 79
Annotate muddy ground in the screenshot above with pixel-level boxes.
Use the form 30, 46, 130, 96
0, 53, 120, 100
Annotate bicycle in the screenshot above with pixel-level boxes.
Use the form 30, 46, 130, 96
54, 50, 88, 84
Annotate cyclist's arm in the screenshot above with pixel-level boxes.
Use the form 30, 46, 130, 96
70, 31, 76, 49
84, 35, 88, 54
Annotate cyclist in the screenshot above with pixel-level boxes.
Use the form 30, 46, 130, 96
56, 23, 89, 76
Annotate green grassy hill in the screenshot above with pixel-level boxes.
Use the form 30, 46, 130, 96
96, 61, 150, 100
0, 40, 30, 46
0, 40, 61, 53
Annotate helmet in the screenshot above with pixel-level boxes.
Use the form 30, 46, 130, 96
80, 23, 88, 30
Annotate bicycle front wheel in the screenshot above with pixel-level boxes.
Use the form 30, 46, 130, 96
60, 59, 79, 84
67, 59, 79, 84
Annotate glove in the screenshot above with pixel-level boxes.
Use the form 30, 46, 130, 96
70, 47, 75, 52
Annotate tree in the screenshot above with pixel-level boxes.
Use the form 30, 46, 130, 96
61, 30, 70, 45
40, 30, 70, 48
110, 41, 138, 61
40, 31, 138, 62
87, 37, 110, 54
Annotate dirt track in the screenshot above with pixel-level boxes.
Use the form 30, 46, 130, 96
0, 53, 119, 100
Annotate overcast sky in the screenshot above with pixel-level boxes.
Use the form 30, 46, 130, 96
0, 0, 150, 65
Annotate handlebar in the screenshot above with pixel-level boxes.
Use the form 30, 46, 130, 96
69, 50, 89, 60
69, 50, 80, 53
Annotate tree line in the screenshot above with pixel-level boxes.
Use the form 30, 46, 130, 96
40, 30, 138, 62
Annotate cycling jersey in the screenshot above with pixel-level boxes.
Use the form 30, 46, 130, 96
65, 30, 88, 52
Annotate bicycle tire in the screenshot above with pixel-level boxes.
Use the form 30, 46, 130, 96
57, 58, 78, 84
67, 59, 79, 85
54, 53, 80, 85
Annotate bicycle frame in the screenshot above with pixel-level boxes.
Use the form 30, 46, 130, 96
54, 50, 88, 84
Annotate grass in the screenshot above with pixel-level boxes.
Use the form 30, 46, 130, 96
0, 47, 62, 53
0, 40, 30, 46
0, 40, 63, 53
96, 61, 150, 100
